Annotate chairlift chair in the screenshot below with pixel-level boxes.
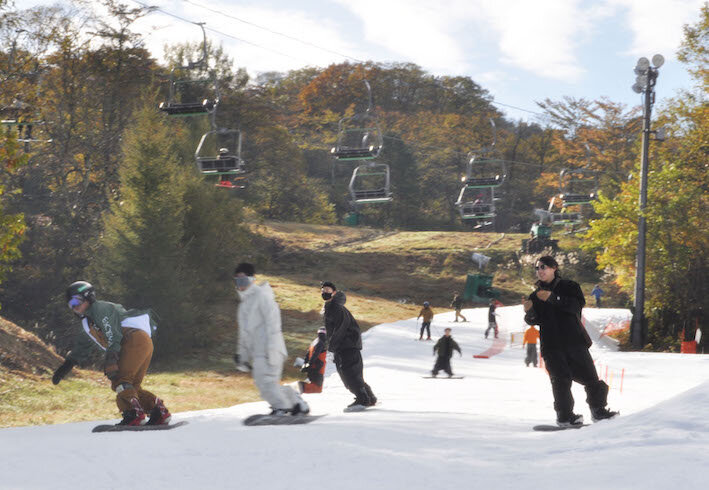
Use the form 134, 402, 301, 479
331, 79, 383, 160
462, 154, 507, 188
331, 112, 383, 160
195, 128, 247, 189
1, 100, 52, 149
455, 186, 496, 220
348, 162, 393, 204
559, 168, 598, 206
158, 23, 219, 117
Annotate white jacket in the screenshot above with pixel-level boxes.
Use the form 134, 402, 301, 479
236, 282, 287, 366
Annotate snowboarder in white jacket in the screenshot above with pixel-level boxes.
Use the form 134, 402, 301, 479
234, 263, 309, 416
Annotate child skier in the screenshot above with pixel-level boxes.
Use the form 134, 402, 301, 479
234, 263, 309, 416
417, 301, 434, 340
52, 281, 172, 426
297, 327, 328, 394
432, 328, 462, 377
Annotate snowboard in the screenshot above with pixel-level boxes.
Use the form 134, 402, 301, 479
533, 424, 589, 432
92, 421, 188, 433
243, 414, 325, 426
421, 376, 464, 379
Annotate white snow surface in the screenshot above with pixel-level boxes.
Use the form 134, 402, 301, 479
2, 306, 708, 490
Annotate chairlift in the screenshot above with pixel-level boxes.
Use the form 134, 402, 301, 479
546, 196, 583, 226
158, 23, 219, 117
455, 186, 496, 221
331, 80, 383, 160
559, 168, 598, 206
460, 119, 505, 188
1, 98, 52, 149
195, 128, 247, 189
348, 162, 392, 204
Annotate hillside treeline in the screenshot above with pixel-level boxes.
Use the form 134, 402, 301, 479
0, 1, 706, 356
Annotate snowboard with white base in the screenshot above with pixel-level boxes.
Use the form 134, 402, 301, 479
243, 414, 325, 426
92, 421, 188, 433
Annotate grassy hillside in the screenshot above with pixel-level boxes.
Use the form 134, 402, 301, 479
1, 222, 612, 428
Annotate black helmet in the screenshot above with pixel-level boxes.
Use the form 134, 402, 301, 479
66, 281, 96, 303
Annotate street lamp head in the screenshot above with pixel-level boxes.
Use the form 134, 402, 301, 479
652, 54, 665, 68
635, 57, 650, 71
632, 82, 643, 94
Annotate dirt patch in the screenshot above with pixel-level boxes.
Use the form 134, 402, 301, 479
0, 317, 64, 377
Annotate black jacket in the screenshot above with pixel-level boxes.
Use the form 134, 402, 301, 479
488, 303, 496, 322
323, 291, 362, 352
524, 277, 592, 354
433, 336, 461, 359
451, 295, 464, 310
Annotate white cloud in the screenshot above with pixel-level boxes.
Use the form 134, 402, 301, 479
332, 0, 472, 74
126, 0, 368, 75
334, 0, 592, 81
601, 0, 706, 59
476, 0, 594, 82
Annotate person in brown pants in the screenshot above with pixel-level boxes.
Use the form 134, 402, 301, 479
52, 281, 172, 426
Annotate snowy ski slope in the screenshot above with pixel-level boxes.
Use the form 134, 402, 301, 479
1, 306, 708, 490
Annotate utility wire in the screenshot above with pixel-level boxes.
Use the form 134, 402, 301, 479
132, 0, 547, 118
130, 0, 314, 64
180, 0, 366, 64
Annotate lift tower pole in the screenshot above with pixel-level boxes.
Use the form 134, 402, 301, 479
630, 55, 663, 349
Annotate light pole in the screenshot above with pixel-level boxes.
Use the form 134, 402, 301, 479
630, 54, 664, 350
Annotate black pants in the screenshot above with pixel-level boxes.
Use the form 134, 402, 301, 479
543, 348, 608, 417
525, 343, 538, 367
485, 322, 498, 338
420, 322, 431, 339
334, 348, 375, 404
432, 356, 452, 376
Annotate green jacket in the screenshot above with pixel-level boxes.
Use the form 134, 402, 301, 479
68, 300, 156, 363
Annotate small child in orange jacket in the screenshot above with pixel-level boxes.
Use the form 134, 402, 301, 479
523, 325, 540, 367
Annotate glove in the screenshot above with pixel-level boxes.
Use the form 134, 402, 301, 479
52, 359, 75, 385
103, 351, 120, 381
236, 362, 252, 373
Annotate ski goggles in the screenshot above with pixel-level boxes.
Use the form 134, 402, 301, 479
68, 295, 85, 309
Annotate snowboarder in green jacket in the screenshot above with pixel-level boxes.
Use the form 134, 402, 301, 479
52, 281, 172, 426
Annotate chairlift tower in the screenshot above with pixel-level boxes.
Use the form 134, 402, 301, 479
630, 54, 664, 350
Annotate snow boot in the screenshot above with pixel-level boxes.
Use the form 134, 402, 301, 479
556, 413, 584, 428
146, 398, 172, 425
269, 408, 291, 416
591, 407, 619, 422
118, 398, 146, 426
292, 399, 310, 415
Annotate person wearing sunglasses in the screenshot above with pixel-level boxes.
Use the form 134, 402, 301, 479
52, 281, 171, 426
523, 256, 618, 427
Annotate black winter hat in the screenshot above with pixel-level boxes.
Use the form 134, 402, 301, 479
320, 281, 336, 290
234, 263, 256, 276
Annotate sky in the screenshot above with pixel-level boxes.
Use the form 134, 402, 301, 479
16, 0, 706, 121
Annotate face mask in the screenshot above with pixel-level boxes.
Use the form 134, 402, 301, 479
235, 276, 254, 288
321, 292, 332, 300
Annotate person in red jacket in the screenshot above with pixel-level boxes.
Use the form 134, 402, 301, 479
297, 327, 328, 394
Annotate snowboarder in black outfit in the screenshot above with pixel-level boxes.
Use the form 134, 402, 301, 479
432, 328, 461, 377
485, 299, 499, 338
450, 293, 467, 322
523, 256, 618, 427
321, 281, 377, 410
